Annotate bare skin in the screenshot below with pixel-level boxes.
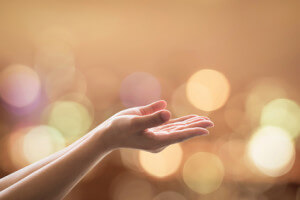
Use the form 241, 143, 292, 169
0, 100, 213, 200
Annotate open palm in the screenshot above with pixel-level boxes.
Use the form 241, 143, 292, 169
103, 100, 213, 152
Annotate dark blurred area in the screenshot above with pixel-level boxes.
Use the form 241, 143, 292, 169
0, 0, 300, 199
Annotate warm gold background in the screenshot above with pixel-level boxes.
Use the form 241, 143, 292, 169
0, 0, 300, 199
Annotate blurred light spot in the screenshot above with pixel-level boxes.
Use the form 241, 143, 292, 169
0, 64, 41, 108
23, 125, 65, 163
110, 173, 154, 200
260, 98, 300, 138
153, 191, 186, 200
247, 126, 295, 177
8, 127, 31, 169
48, 101, 93, 143
186, 69, 230, 111
120, 72, 161, 107
246, 78, 287, 126
183, 152, 224, 194
171, 84, 207, 118
120, 148, 142, 172
139, 144, 182, 178
59, 93, 94, 120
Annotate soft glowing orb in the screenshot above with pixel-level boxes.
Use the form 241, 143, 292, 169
0, 64, 41, 108
260, 99, 300, 138
153, 191, 186, 200
111, 173, 154, 200
139, 144, 182, 178
8, 127, 31, 168
120, 148, 142, 172
186, 69, 230, 111
120, 72, 161, 107
183, 152, 224, 194
171, 84, 207, 117
23, 125, 65, 163
246, 78, 287, 125
247, 126, 295, 177
48, 101, 93, 143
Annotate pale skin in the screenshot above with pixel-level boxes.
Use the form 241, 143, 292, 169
0, 100, 214, 200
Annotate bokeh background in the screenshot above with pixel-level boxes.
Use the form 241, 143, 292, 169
0, 0, 300, 199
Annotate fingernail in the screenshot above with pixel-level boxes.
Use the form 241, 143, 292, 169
160, 111, 170, 121
207, 122, 214, 128
202, 129, 209, 135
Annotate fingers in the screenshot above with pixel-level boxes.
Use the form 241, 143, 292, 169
172, 120, 214, 130
162, 127, 209, 144
159, 116, 209, 131
138, 100, 167, 115
133, 109, 171, 130
165, 114, 197, 124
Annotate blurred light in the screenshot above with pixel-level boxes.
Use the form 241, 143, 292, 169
8, 127, 31, 168
171, 84, 207, 118
139, 144, 182, 178
260, 98, 300, 138
186, 69, 230, 111
153, 191, 186, 200
0, 64, 41, 108
47, 101, 93, 143
120, 72, 161, 107
110, 173, 154, 200
246, 78, 287, 126
247, 126, 295, 177
59, 93, 94, 120
183, 152, 224, 194
23, 125, 65, 163
120, 148, 142, 172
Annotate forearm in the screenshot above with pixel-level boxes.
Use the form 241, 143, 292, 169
0, 126, 112, 200
0, 128, 95, 191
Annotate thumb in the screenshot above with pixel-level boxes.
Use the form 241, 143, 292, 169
133, 110, 171, 130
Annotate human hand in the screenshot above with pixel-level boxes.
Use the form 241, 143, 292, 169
101, 100, 214, 152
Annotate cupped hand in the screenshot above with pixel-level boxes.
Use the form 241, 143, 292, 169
102, 100, 214, 152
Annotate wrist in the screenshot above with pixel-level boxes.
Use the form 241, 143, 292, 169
93, 123, 119, 152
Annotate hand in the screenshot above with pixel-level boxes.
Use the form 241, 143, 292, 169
101, 100, 214, 152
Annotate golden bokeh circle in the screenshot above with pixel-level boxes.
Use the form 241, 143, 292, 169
186, 69, 230, 111
139, 144, 182, 178
183, 152, 224, 194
